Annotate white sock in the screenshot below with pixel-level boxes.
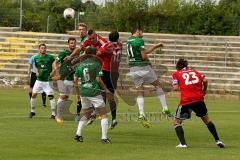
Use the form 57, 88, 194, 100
137, 96, 144, 116
49, 99, 56, 116
76, 119, 87, 136
156, 88, 168, 110
30, 98, 37, 113
101, 118, 108, 139
57, 98, 66, 118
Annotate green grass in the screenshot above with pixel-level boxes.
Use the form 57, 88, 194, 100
0, 88, 239, 160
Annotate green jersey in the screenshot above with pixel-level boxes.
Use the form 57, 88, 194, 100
126, 36, 150, 67
55, 49, 74, 81
34, 54, 55, 82
75, 58, 103, 97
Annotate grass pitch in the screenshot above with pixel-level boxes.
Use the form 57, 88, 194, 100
0, 88, 239, 160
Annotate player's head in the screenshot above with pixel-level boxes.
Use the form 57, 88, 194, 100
109, 31, 119, 42
38, 43, 46, 54
131, 26, 143, 38
85, 47, 97, 56
68, 37, 77, 51
88, 29, 97, 43
78, 23, 88, 38
176, 58, 188, 70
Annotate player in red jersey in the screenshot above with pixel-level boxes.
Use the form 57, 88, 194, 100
97, 31, 122, 129
67, 29, 108, 59
172, 58, 224, 148
82, 29, 108, 49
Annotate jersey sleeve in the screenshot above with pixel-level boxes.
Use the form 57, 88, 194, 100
96, 62, 103, 77
194, 70, 205, 81
98, 45, 106, 55
51, 55, 55, 63
82, 40, 91, 47
34, 56, 38, 67
98, 43, 111, 56
139, 38, 145, 51
55, 51, 65, 63
28, 56, 34, 64
172, 72, 179, 85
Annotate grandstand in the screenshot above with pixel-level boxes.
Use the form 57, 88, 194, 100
0, 27, 240, 96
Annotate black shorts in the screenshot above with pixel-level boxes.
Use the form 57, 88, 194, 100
175, 101, 208, 120
30, 72, 37, 88
102, 70, 119, 93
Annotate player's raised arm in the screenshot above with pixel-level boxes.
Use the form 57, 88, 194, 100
141, 43, 163, 60
64, 46, 84, 61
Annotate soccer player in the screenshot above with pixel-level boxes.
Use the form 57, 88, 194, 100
75, 23, 88, 121
126, 27, 172, 128
74, 47, 111, 144
29, 43, 56, 119
67, 29, 108, 125
28, 54, 46, 107
67, 29, 108, 58
53, 37, 77, 122
97, 31, 122, 129
172, 58, 224, 148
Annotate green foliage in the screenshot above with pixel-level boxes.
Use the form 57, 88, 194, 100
1, 0, 240, 35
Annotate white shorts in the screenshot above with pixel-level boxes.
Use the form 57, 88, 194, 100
57, 80, 73, 96
81, 95, 105, 109
32, 80, 54, 95
130, 65, 158, 88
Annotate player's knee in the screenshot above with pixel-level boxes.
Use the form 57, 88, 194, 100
201, 115, 210, 124
100, 113, 107, 119
32, 93, 37, 98
60, 95, 68, 100
48, 95, 54, 100
174, 118, 182, 126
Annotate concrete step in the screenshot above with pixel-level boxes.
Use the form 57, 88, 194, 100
0, 42, 68, 50
163, 44, 240, 52
0, 58, 29, 64
0, 68, 27, 74
0, 52, 57, 59
0, 63, 28, 69
0, 27, 20, 32
0, 31, 78, 40
155, 58, 240, 67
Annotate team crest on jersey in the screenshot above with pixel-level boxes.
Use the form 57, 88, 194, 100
41, 64, 45, 68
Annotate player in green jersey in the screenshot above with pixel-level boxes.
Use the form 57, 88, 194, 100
75, 23, 88, 121
126, 27, 173, 128
74, 47, 112, 144
53, 37, 78, 123
29, 44, 56, 119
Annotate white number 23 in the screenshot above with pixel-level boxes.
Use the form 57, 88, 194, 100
182, 72, 199, 85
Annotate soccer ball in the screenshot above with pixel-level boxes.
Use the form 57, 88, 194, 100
63, 8, 75, 19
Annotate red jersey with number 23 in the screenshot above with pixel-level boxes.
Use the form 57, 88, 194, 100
172, 68, 205, 106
